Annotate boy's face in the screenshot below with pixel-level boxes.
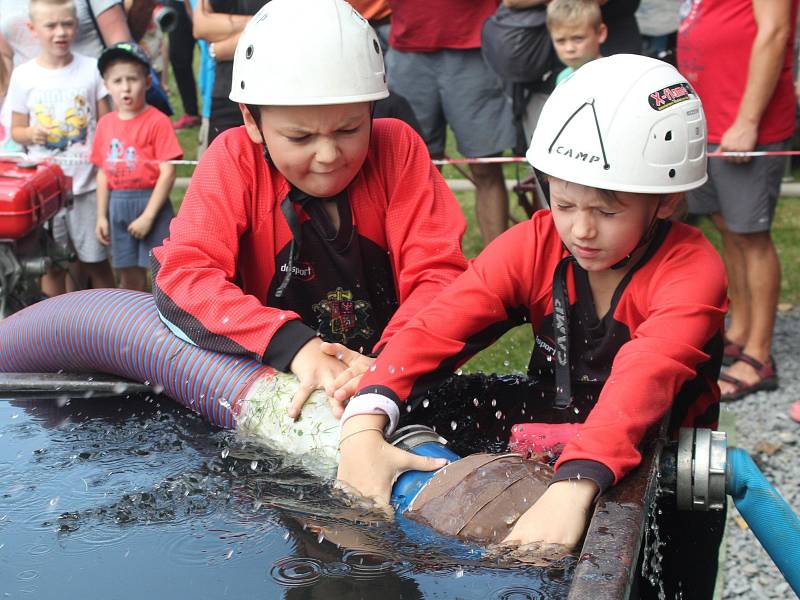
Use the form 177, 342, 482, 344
548, 177, 678, 272
103, 60, 150, 115
28, 3, 77, 60
550, 21, 607, 70
243, 102, 371, 198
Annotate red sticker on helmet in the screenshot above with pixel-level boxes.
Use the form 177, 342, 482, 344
648, 82, 693, 111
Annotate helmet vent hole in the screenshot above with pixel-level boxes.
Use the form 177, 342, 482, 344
668, 168, 676, 178
373, 39, 380, 54
240, 80, 245, 90
664, 130, 673, 141
245, 45, 254, 59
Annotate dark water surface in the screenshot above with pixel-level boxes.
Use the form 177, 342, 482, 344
0, 394, 573, 599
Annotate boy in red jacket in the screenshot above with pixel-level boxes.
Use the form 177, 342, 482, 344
150, 0, 467, 415
338, 55, 727, 599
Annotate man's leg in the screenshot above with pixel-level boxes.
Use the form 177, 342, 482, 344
718, 229, 780, 394
438, 49, 516, 245
711, 213, 750, 346
469, 162, 509, 244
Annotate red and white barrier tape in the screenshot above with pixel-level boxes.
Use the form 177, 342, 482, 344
1, 150, 799, 168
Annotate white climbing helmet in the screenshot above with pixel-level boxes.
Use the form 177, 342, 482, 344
527, 54, 707, 194
229, 0, 389, 106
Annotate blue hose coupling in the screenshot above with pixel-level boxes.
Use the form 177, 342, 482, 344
388, 424, 460, 514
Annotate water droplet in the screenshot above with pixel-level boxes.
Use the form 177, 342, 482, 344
454, 567, 464, 578
221, 448, 229, 459
422, 399, 430, 408
250, 460, 258, 470
450, 421, 457, 431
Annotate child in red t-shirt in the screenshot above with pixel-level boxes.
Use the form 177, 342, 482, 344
91, 42, 183, 291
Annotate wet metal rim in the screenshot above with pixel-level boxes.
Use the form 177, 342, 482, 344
0, 372, 152, 398
567, 421, 667, 600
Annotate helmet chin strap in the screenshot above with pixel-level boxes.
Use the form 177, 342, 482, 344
609, 200, 664, 270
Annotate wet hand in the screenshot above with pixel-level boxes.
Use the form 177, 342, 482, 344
95, 217, 111, 246
288, 337, 349, 419
502, 479, 597, 549
336, 414, 447, 506
128, 213, 155, 240
319, 341, 375, 403
719, 120, 758, 164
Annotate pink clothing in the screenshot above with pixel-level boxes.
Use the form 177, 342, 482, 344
91, 106, 183, 189
677, 0, 798, 145
387, 0, 499, 51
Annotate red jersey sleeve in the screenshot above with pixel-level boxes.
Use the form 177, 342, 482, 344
370, 120, 468, 352
357, 216, 554, 403
151, 129, 309, 364
555, 228, 728, 484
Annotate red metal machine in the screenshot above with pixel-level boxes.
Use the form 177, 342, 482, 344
0, 158, 72, 317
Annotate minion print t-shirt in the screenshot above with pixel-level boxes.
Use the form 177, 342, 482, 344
6, 52, 108, 194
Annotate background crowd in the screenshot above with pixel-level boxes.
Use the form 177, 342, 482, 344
0, 0, 798, 407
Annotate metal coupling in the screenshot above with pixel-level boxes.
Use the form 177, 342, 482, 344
388, 424, 449, 452
676, 427, 727, 511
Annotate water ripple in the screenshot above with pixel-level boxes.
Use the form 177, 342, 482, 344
493, 586, 546, 600
270, 556, 324, 587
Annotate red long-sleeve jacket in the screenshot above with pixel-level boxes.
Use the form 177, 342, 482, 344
152, 119, 467, 371
353, 212, 727, 491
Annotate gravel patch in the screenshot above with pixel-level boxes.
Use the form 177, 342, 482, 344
721, 309, 799, 600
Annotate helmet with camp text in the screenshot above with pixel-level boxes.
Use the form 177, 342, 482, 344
527, 54, 707, 193
229, 0, 389, 106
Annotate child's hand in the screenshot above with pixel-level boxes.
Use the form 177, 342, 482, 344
502, 479, 597, 549
28, 124, 50, 145
128, 213, 156, 240
288, 337, 350, 419
319, 341, 375, 403
336, 414, 448, 505
95, 216, 111, 246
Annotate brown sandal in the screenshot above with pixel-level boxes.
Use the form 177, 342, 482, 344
722, 337, 744, 367
719, 353, 778, 402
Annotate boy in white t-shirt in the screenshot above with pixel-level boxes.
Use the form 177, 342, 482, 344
7, 0, 115, 296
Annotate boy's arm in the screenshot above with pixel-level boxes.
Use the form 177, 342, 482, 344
127, 162, 175, 240
554, 238, 728, 491
11, 111, 47, 146
95, 169, 111, 245
150, 134, 318, 366
347, 220, 541, 433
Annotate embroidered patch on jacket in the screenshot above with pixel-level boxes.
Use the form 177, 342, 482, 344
313, 287, 374, 344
